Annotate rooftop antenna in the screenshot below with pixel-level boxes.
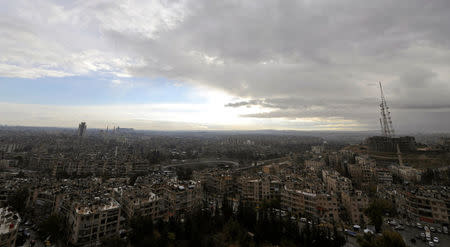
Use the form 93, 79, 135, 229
379, 82, 395, 137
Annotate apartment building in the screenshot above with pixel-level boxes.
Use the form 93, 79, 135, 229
281, 187, 339, 222
0, 207, 20, 247
68, 198, 123, 246
164, 181, 203, 218
262, 164, 280, 175
203, 173, 234, 197
113, 186, 164, 220
400, 186, 449, 224
237, 176, 270, 207
304, 159, 326, 170
322, 170, 353, 194
347, 162, 375, 188
389, 165, 422, 182
375, 168, 393, 185
341, 190, 369, 226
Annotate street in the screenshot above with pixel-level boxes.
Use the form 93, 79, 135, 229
398, 224, 450, 247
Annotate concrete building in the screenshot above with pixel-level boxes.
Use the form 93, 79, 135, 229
322, 170, 353, 194
375, 168, 393, 185
202, 172, 234, 197
366, 136, 416, 153
281, 187, 339, 223
400, 186, 449, 224
68, 198, 123, 246
262, 164, 280, 175
311, 145, 325, 154
389, 165, 421, 182
341, 190, 369, 226
78, 122, 87, 137
113, 186, 164, 220
304, 159, 326, 170
237, 176, 270, 207
348, 162, 375, 188
0, 207, 20, 247
164, 181, 203, 218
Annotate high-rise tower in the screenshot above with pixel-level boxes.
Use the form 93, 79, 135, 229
78, 122, 87, 137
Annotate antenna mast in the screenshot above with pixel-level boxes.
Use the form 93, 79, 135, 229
379, 82, 395, 137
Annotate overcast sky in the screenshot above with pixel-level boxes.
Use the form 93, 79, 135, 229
1, 0, 449, 132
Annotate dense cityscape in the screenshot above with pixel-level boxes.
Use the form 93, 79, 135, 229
1, 115, 450, 247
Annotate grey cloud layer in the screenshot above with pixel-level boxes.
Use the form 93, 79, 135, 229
2, 0, 450, 131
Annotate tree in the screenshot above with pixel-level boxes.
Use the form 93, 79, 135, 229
357, 230, 406, 247
101, 236, 127, 247
129, 215, 155, 246
38, 214, 66, 242
364, 199, 393, 232
7, 187, 29, 214
176, 167, 193, 180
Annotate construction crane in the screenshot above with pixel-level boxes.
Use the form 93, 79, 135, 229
379, 82, 404, 165
379, 82, 395, 138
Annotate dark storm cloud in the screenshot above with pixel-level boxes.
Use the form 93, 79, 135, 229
112, 0, 450, 132
142, 0, 450, 132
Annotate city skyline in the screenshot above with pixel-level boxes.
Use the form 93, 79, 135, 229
1, 0, 450, 132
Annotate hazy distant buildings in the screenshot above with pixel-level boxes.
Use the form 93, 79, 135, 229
311, 145, 325, 154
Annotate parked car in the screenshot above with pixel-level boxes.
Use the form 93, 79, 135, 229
430, 227, 435, 232
443, 226, 448, 234
417, 223, 422, 229
428, 241, 434, 246
433, 237, 439, 243
394, 225, 404, 231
